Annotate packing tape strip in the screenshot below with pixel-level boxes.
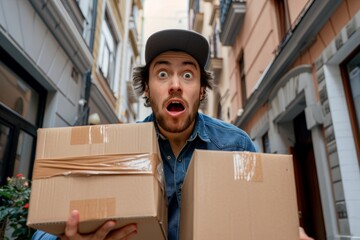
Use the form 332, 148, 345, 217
33, 153, 158, 178
33, 153, 166, 192
70, 125, 109, 145
232, 152, 263, 182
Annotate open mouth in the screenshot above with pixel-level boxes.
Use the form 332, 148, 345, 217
166, 100, 185, 112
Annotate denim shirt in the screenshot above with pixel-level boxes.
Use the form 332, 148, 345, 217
142, 112, 257, 240
32, 113, 256, 240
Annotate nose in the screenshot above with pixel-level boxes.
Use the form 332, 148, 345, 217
169, 74, 182, 94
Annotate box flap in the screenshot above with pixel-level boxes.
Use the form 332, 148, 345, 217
35, 122, 157, 159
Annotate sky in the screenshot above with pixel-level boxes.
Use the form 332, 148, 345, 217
138, 0, 190, 119
143, 0, 189, 34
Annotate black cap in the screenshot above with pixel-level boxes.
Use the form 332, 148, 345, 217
145, 29, 210, 69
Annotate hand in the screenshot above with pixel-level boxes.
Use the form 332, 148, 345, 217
299, 227, 314, 240
59, 210, 138, 240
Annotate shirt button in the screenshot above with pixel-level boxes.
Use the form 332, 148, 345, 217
177, 158, 182, 163
167, 156, 171, 160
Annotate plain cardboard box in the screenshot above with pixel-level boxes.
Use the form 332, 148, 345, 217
27, 122, 167, 240
180, 149, 299, 240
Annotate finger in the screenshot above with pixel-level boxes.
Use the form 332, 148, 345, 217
299, 227, 314, 240
92, 220, 117, 239
64, 210, 80, 237
109, 223, 137, 240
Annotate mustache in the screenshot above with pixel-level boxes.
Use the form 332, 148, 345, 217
162, 92, 187, 108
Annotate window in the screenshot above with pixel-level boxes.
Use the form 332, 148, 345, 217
217, 100, 222, 120
211, 26, 221, 59
262, 132, 271, 153
76, 0, 95, 48
0, 62, 39, 125
274, 0, 291, 54
239, 52, 247, 106
342, 49, 360, 162
274, 0, 291, 44
98, 10, 118, 92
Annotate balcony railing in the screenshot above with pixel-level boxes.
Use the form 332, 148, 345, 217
219, 0, 246, 46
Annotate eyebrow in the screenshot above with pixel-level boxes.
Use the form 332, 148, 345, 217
183, 61, 198, 69
152, 60, 170, 68
152, 60, 198, 70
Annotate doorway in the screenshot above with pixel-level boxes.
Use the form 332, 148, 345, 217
291, 111, 326, 239
0, 47, 46, 184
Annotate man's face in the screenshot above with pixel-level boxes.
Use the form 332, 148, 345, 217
146, 51, 204, 134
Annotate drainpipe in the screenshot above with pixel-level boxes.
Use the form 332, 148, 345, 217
74, 0, 97, 126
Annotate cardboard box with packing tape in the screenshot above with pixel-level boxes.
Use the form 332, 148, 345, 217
27, 122, 167, 240
180, 149, 299, 240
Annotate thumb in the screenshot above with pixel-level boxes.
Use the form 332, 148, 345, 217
65, 210, 80, 237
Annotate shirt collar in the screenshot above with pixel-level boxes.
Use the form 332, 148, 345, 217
188, 113, 210, 142
145, 113, 210, 142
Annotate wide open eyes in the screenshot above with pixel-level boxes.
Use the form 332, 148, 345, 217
157, 70, 193, 80
158, 71, 168, 78
183, 72, 193, 79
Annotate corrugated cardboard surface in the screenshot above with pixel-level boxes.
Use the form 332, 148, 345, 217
27, 123, 167, 240
180, 150, 299, 240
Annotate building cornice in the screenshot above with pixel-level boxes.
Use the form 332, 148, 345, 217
30, 0, 93, 74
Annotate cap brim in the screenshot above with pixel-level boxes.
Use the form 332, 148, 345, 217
145, 29, 210, 68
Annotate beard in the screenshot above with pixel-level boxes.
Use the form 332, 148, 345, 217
148, 94, 200, 134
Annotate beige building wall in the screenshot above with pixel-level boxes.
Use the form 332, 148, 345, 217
89, 0, 143, 124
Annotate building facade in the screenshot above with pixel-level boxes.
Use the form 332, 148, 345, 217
0, 0, 143, 184
190, 0, 360, 239
0, 0, 93, 183
89, 0, 143, 124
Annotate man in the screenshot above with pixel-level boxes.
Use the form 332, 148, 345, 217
33, 29, 313, 240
